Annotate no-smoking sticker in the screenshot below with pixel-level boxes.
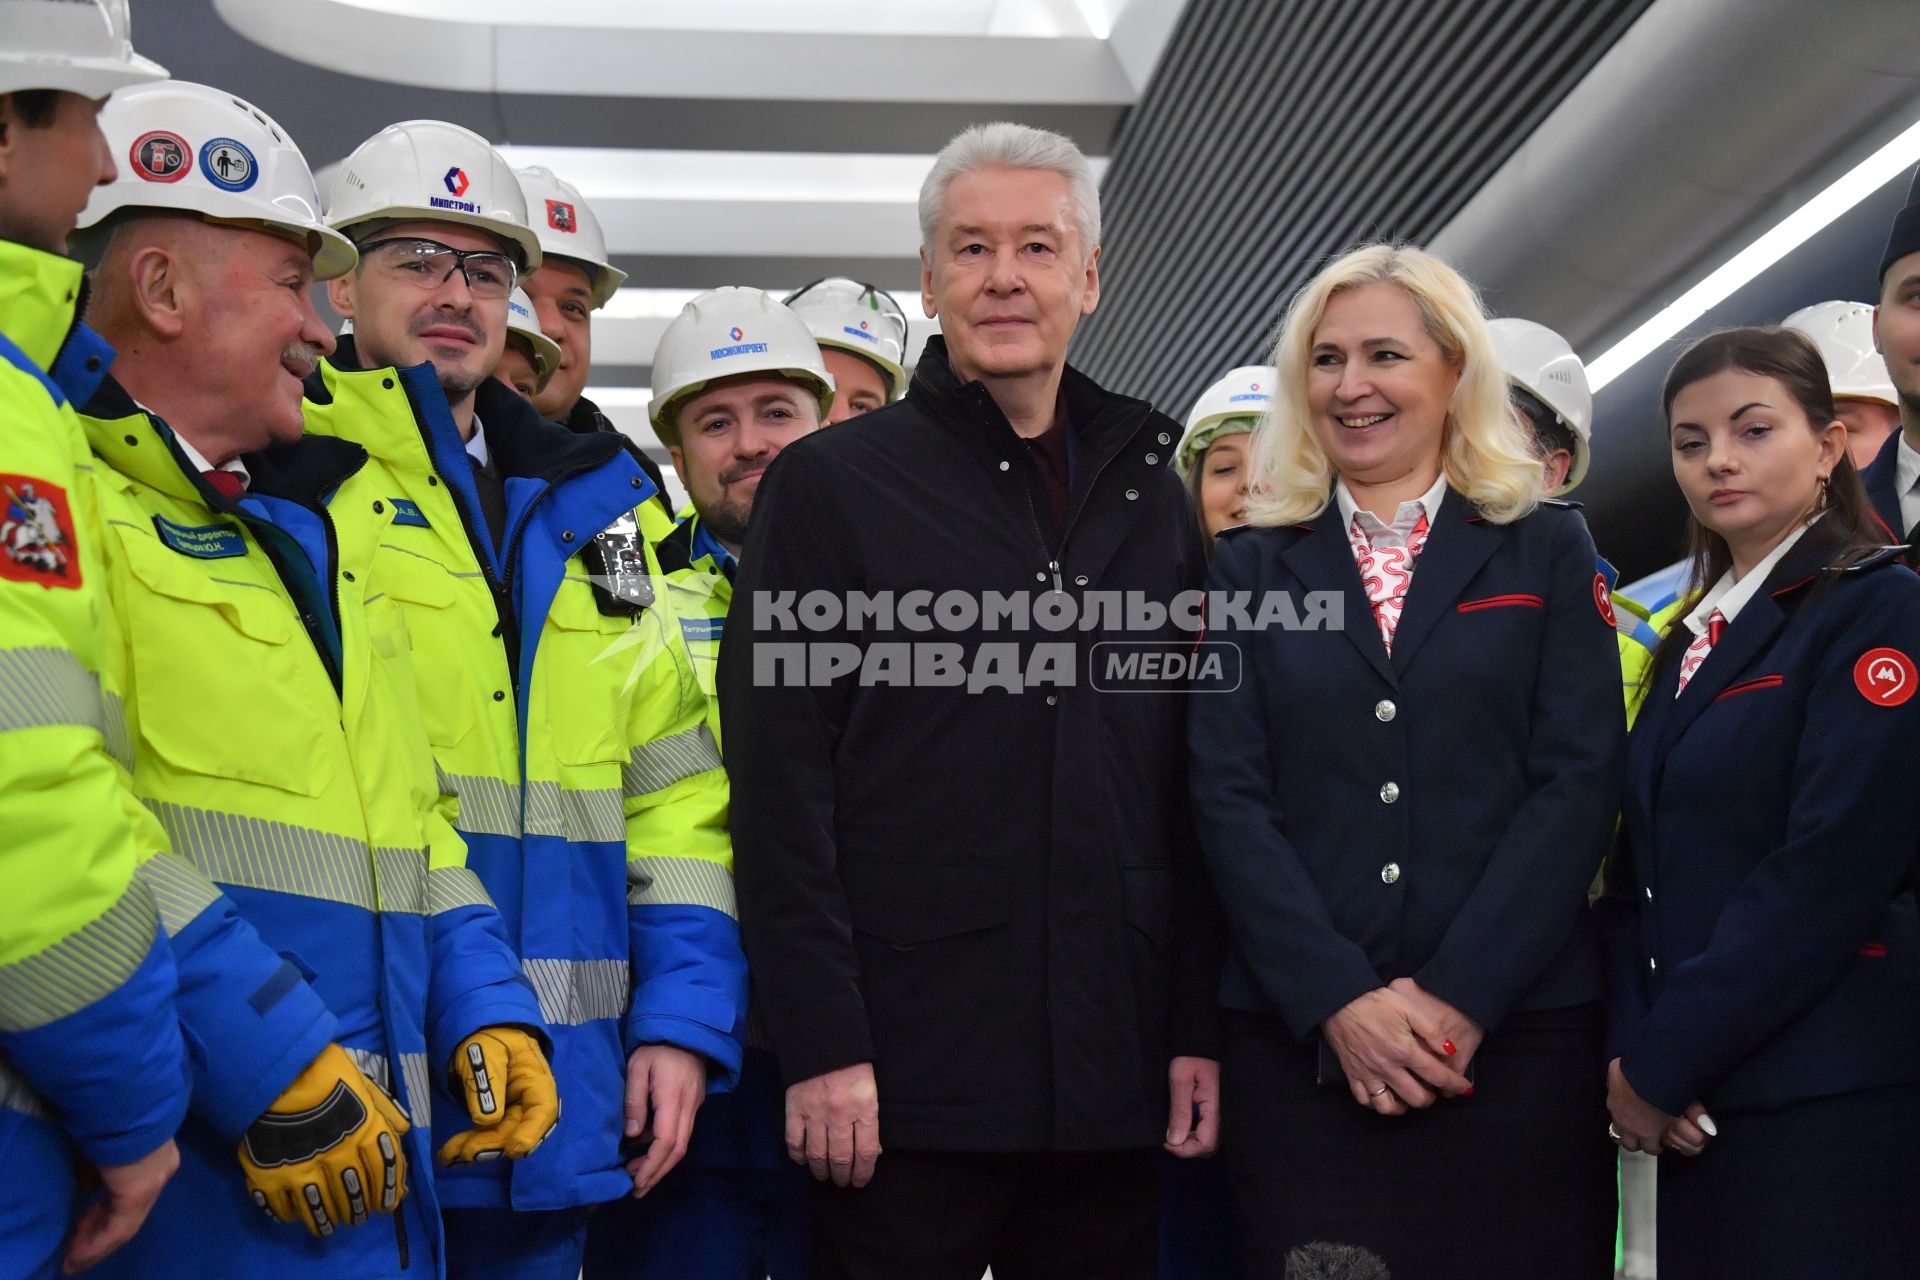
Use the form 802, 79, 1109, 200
1854, 647, 1917, 707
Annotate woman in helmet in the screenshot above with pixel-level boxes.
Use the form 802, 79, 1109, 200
1176, 366, 1275, 551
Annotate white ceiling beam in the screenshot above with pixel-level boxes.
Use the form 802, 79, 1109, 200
216, 0, 1141, 104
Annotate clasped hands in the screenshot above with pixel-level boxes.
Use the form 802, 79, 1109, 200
1322, 979, 1480, 1116
1605, 1057, 1716, 1157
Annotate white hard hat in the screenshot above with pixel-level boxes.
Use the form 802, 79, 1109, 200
504, 287, 561, 391
514, 164, 626, 309
1488, 317, 1594, 495
325, 120, 541, 269
0, 0, 166, 98
1782, 300, 1898, 407
648, 287, 835, 443
1176, 366, 1275, 479
781, 277, 909, 400
78, 81, 356, 280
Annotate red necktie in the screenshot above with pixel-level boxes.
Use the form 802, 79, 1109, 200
201, 469, 245, 500
1675, 609, 1727, 695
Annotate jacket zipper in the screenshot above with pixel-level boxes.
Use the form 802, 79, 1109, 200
1018, 403, 1149, 595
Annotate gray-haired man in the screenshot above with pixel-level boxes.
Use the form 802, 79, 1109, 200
717, 122, 1221, 1279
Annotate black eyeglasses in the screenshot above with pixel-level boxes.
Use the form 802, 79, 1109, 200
358, 237, 519, 300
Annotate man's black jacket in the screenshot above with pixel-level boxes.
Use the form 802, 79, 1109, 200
718, 336, 1219, 1152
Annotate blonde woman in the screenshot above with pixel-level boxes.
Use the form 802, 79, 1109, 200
1188, 244, 1624, 1278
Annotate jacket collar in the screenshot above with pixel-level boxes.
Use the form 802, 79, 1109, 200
908, 334, 1157, 462
82, 372, 365, 511
1647, 517, 1868, 758
1276, 485, 1500, 686
1861, 425, 1908, 542
314, 334, 623, 483
0, 239, 85, 372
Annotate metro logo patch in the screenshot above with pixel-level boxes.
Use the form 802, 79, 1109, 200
0, 475, 79, 588
546, 199, 576, 233
152, 514, 248, 560
1592, 573, 1617, 628
1854, 647, 1917, 707
130, 131, 190, 183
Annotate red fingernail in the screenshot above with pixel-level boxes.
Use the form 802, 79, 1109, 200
1464, 1086, 1474, 1096
1443, 1040, 1457, 1055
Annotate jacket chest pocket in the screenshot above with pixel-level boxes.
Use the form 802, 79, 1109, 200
373, 560, 477, 753
113, 524, 333, 798
542, 577, 658, 766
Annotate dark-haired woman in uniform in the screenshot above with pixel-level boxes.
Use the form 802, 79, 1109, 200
1603, 326, 1920, 1280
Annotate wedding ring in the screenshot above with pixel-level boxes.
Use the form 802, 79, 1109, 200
1369, 1084, 1390, 1098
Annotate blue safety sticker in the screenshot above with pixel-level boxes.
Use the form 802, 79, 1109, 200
679, 615, 725, 644
199, 137, 258, 192
390, 498, 431, 528
153, 514, 248, 559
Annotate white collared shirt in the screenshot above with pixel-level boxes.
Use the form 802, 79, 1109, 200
172, 432, 250, 491
1335, 471, 1449, 549
466, 414, 490, 469
1680, 516, 1820, 641
1896, 432, 1920, 537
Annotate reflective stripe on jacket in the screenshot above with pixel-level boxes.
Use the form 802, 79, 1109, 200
304, 349, 744, 1212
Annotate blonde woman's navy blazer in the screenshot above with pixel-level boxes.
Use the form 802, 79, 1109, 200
1190, 488, 1625, 1041
1604, 529, 1920, 1116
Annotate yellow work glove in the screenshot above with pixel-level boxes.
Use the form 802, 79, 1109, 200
436, 1026, 560, 1166
238, 1043, 410, 1236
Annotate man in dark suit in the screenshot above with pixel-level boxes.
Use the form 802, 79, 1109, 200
718, 122, 1220, 1280
1862, 167, 1920, 541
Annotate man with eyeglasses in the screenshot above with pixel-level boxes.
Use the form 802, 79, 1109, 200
782, 277, 911, 424
308, 119, 747, 1280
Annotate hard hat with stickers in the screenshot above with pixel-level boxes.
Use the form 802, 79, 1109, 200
1488, 317, 1594, 496
0, 0, 167, 98
1176, 365, 1277, 479
1783, 300, 1898, 408
77, 80, 356, 280
647, 287, 835, 445
514, 165, 627, 309
781, 277, 910, 401
326, 120, 542, 270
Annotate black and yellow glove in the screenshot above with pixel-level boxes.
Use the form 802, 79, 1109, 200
436, 1026, 560, 1166
238, 1043, 410, 1236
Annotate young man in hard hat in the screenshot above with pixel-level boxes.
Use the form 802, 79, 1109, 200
1784, 300, 1902, 470
1488, 317, 1663, 716
317, 119, 746, 1280
584, 286, 833, 1280
514, 164, 673, 521
782, 277, 910, 424
497, 287, 564, 403
73, 79, 558, 1280
1865, 170, 1920, 545
0, 6, 189, 1276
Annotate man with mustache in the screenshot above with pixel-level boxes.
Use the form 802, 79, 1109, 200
583, 286, 833, 1280
70, 82, 557, 1278
312, 119, 747, 1280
